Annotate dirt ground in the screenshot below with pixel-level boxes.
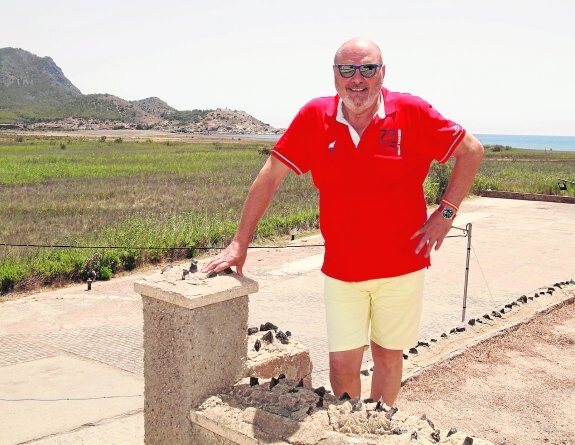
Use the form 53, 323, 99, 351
397, 295, 575, 445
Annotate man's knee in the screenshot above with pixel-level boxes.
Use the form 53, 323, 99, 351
329, 348, 364, 375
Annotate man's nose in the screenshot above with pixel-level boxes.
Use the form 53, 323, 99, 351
349, 68, 364, 81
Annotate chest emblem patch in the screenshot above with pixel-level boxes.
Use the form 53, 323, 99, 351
378, 129, 402, 157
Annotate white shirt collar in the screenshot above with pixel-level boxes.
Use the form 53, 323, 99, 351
336, 92, 385, 147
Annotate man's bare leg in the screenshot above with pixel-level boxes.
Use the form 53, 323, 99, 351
329, 346, 364, 398
369, 341, 403, 405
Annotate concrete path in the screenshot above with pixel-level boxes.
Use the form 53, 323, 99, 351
0, 197, 573, 444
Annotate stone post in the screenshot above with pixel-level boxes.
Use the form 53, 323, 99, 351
134, 266, 258, 445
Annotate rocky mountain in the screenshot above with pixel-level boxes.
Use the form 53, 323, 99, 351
0, 48, 280, 134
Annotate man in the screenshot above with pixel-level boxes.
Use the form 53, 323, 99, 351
203, 38, 484, 405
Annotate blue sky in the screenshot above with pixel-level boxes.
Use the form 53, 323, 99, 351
2, 0, 574, 135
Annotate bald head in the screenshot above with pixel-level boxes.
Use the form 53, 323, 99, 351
334, 38, 383, 65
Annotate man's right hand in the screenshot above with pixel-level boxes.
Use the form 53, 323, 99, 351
201, 240, 248, 276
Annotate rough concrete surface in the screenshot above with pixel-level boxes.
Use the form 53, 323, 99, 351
141, 289, 250, 445
192, 378, 494, 444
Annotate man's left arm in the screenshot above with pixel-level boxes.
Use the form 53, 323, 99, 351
411, 132, 484, 257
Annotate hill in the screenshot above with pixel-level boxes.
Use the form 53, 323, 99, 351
0, 48, 280, 134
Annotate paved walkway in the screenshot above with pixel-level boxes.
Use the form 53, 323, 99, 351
0, 197, 573, 444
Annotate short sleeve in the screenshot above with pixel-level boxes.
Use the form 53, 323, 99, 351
419, 102, 466, 163
272, 100, 323, 175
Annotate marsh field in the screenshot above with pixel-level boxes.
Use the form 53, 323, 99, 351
0, 134, 574, 295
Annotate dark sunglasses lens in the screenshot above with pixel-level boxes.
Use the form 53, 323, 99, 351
338, 65, 356, 78
359, 64, 378, 78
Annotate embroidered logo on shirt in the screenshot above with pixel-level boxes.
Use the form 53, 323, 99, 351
328, 141, 336, 152
378, 129, 402, 157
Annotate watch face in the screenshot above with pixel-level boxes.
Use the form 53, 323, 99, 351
441, 207, 455, 219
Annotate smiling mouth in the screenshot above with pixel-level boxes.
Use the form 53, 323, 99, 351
348, 87, 367, 92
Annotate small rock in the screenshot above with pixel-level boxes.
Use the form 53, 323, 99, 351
417, 341, 430, 347
249, 377, 259, 386
534, 292, 540, 298
441, 333, 448, 338
409, 348, 418, 354
247, 327, 259, 335
260, 322, 278, 332
314, 386, 326, 397
360, 369, 370, 376
352, 400, 363, 412
285, 330, 292, 337
254, 339, 261, 352
275, 330, 288, 341
385, 406, 398, 420
411, 431, 418, 440
468, 319, 476, 326
426, 418, 435, 429
281, 338, 289, 345
456, 327, 466, 332
306, 406, 314, 415
278, 373, 286, 380
463, 437, 474, 445
447, 427, 458, 437
431, 429, 441, 442
339, 392, 351, 401
363, 398, 374, 403
261, 331, 274, 343
296, 379, 304, 388
483, 314, 491, 320
269, 377, 280, 390
403, 353, 409, 360
431, 338, 438, 342
450, 328, 457, 334
476, 318, 483, 324
391, 427, 405, 435
316, 397, 324, 408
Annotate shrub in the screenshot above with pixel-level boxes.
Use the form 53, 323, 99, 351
98, 265, 113, 280
114, 138, 123, 144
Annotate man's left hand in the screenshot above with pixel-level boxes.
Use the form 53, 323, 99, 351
410, 210, 453, 258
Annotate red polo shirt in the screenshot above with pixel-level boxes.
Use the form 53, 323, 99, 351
272, 87, 466, 282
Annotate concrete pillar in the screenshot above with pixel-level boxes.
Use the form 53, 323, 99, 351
134, 267, 258, 445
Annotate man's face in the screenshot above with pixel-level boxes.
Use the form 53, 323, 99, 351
333, 43, 385, 116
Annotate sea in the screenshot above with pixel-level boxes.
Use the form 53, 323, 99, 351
234, 133, 575, 152
475, 134, 575, 152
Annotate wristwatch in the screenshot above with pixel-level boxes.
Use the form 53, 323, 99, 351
440, 205, 456, 220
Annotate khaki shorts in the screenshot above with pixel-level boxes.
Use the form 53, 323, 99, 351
324, 269, 425, 352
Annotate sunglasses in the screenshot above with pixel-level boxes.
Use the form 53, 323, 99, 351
334, 64, 382, 78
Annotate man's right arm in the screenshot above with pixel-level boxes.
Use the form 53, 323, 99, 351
201, 155, 291, 276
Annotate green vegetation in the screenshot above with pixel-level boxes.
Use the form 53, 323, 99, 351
0, 136, 319, 294
0, 136, 574, 295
